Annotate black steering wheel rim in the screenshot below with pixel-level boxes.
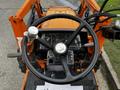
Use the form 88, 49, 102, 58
22, 14, 99, 84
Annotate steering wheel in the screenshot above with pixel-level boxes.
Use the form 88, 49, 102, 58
22, 14, 99, 84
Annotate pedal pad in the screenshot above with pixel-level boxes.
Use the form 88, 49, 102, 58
7, 53, 21, 58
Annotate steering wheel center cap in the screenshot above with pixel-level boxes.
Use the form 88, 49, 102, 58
55, 43, 67, 54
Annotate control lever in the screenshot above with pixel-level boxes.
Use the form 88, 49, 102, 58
8, 26, 39, 58
7, 52, 21, 58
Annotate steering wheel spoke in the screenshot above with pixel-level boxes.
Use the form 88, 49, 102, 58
61, 57, 74, 80
38, 38, 53, 49
65, 23, 85, 47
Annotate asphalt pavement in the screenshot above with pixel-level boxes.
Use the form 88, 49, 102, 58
0, 0, 24, 90
0, 0, 60, 90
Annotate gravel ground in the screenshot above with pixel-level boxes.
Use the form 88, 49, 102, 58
96, 69, 109, 90
0, 0, 109, 90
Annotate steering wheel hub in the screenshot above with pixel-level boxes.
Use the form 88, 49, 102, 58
55, 43, 67, 54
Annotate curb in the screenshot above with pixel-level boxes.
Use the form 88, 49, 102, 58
101, 48, 120, 90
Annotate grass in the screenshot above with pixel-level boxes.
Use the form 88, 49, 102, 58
97, 0, 120, 11
104, 40, 120, 81
97, 0, 120, 19
97, 0, 120, 81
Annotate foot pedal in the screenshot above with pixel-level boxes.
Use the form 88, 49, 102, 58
7, 53, 21, 58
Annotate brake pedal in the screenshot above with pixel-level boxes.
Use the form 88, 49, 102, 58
7, 53, 22, 58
